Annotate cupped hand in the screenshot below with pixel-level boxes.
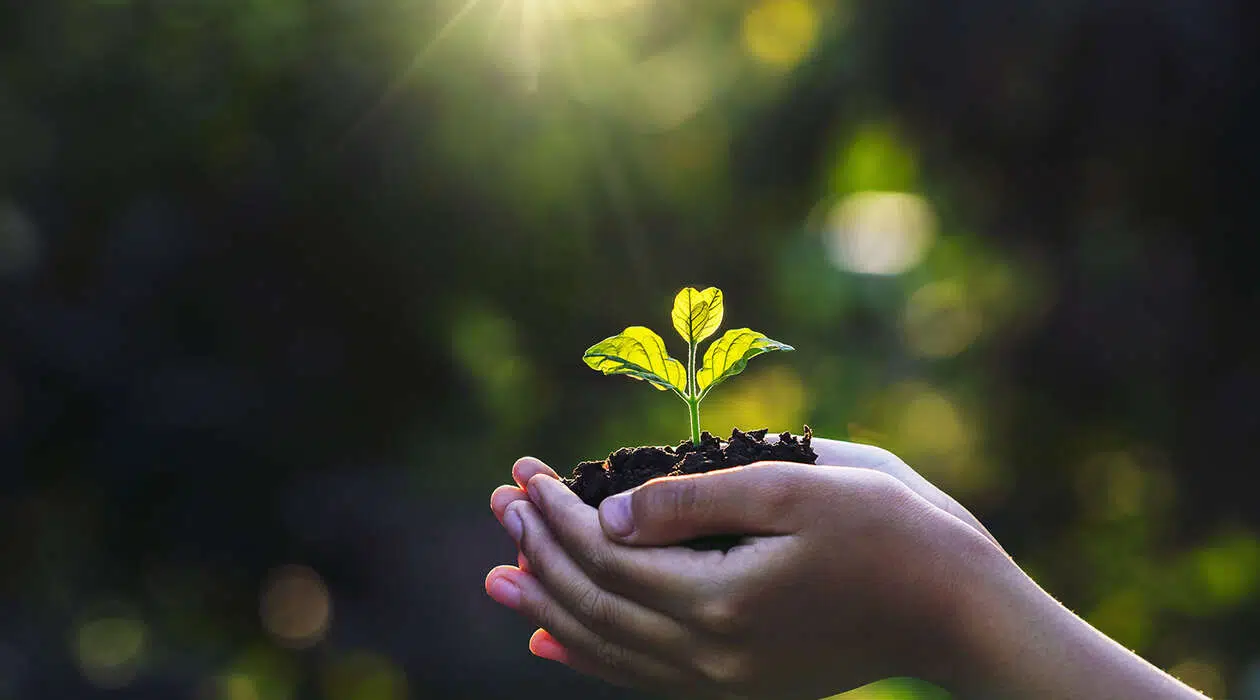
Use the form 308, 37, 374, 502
488, 439, 999, 565
485, 440, 1009, 698
800, 438, 1003, 552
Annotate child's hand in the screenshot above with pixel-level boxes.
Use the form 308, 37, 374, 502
487, 445, 1002, 698
487, 439, 1207, 699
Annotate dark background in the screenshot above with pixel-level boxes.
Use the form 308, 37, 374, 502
1, 0, 1258, 698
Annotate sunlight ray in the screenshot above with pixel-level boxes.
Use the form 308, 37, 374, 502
487, 0, 512, 39
515, 0, 544, 92
550, 8, 656, 295
340, 0, 488, 148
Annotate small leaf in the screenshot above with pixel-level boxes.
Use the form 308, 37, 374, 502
696, 328, 794, 394
671, 287, 724, 345
583, 326, 687, 394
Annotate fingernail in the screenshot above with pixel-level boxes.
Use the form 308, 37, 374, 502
504, 505, 524, 543
599, 493, 634, 537
487, 576, 521, 608
530, 636, 566, 662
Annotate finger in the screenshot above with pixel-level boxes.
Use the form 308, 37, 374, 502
598, 464, 804, 546
526, 473, 727, 612
805, 437, 1004, 551
504, 500, 692, 654
493, 488, 535, 573
485, 565, 691, 692
491, 487, 534, 572
529, 628, 698, 696
513, 456, 559, 490
528, 628, 570, 664
491, 485, 529, 524
528, 629, 630, 688
800, 436, 901, 469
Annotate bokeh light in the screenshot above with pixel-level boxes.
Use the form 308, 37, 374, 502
562, 32, 728, 132
830, 124, 920, 194
1074, 449, 1175, 521
742, 0, 820, 69
901, 280, 983, 358
217, 672, 262, 700
896, 387, 969, 459
860, 382, 996, 497
321, 651, 408, 700
1169, 658, 1225, 699
824, 192, 937, 275
1191, 533, 1260, 609
450, 305, 537, 434
1088, 587, 1150, 651
700, 366, 807, 435
217, 646, 299, 700
625, 41, 724, 131
260, 565, 332, 649
74, 613, 147, 689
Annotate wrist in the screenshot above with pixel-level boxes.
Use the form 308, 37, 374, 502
908, 518, 1023, 692
923, 526, 1206, 700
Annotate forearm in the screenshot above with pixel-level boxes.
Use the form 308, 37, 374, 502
939, 541, 1206, 700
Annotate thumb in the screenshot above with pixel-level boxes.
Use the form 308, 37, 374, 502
598, 463, 803, 546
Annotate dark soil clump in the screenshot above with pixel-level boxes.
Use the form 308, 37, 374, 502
565, 427, 818, 549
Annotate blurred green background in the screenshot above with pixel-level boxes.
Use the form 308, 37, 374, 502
1, 0, 1258, 698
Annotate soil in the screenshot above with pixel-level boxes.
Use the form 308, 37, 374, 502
564, 427, 818, 549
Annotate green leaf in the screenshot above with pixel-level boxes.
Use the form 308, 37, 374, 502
696, 328, 794, 395
583, 326, 687, 394
671, 287, 724, 345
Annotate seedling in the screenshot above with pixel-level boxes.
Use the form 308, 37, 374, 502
583, 287, 794, 445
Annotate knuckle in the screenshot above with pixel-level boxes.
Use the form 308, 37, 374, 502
518, 533, 547, 579
514, 512, 536, 555
574, 586, 618, 628
694, 650, 751, 688
523, 587, 556, 627
760, 475, 801, 514
592, 637, 627, 673
863, 444, 903, 469
854, 470, 922, 534
675, 478, 702, 513
870, 468, 916, 506
693, 595, 745, 636
640, 478, 702, 524
582, 543, 615, 582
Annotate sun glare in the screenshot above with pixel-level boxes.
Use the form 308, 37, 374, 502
489, 0, 653, 91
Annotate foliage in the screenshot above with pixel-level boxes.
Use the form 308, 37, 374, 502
584, 287, 793, 443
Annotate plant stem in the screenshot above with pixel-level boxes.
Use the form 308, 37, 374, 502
686, 338, 700, 444
686, 338, 696, 396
